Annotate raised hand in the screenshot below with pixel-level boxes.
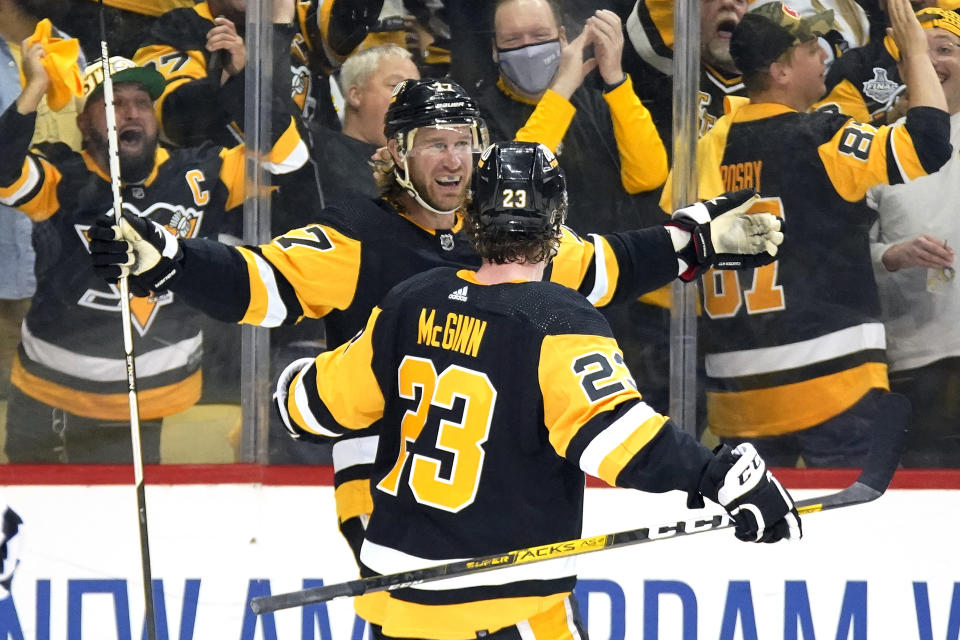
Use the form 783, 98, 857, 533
549, 30, 598, 100
585, 10, 625, 86
16, 41, 50, 114
206, 15, 247, 78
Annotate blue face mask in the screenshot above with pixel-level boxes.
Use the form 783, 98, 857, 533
496, 39, 562, 96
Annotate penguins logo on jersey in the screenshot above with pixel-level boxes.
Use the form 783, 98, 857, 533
75, 202, 205, 336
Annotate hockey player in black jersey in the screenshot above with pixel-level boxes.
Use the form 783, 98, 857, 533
272, 141, 801, 639
0, 9, 308, 463
88, 78, 783, 560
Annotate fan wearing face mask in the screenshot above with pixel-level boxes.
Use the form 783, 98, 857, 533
475, 0, 667, 237
474, 0, 674, 414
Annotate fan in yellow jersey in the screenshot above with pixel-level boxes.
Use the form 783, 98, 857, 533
272, 141, 801, 640
88, 79, 784, 560
0, 16, 308, 462
661, 0, 952, 466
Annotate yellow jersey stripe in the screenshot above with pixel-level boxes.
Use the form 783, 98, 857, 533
0, 156, 61, 221
312, 308, 385, 431
888, 120, 929, 182
584, 234, 618, 307
707, 361, 889, 436
526, 597, 583, 640
11, 357, 201, 421
355, 589, 569, 640
334, 478, 375, 523
263, 118, 310, 174
594, 408, 669, 486
220, 145, 246, 210
238, 247, 278, 326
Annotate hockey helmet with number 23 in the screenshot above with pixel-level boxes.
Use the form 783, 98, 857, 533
472, 141, 567, 236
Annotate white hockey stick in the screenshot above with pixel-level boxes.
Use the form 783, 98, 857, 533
97, 3, 157, 638
250, 393, 909, 616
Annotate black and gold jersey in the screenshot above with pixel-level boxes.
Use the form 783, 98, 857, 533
813, 37, 902, 126
171, 195, 677, 537
133, 3, 317, 146
623, 0, 746, 142
686, 101, 950, 438
280, 267, 711, 638
0, 98, 308, 420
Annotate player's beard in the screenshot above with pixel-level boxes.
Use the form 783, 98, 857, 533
410, 169, 466, 213
86, 129, 159, 184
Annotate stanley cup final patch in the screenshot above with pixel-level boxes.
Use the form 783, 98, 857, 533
863, 68, 900, 104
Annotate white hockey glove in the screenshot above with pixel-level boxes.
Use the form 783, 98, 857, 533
696, 443, 802, 543
273, 357, 317, 440
0, 503, 24, 599
88, 213, 183, 296
666, 189, 783, 281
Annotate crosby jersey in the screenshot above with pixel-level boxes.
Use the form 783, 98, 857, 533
133, 3, 317, 146
689, 101, 950, 437
280, 267, 712, 638
0, 103, 308, 420
173, 195, 677, 545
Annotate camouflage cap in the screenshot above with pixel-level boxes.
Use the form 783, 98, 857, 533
750, 2, 838, 43
730, 2, 839, 77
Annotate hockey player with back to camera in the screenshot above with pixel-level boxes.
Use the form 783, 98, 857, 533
271, 140, 801, 640
87, 78, 783, 560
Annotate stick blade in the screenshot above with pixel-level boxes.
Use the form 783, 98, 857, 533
857, 391, 910, 494
250, 579, 367, 615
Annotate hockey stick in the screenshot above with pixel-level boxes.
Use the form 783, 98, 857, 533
97, 3, 158, 639
249, 392, 909, 615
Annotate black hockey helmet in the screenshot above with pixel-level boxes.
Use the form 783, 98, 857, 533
384, 79, 486, 151
472, 141, 567, 235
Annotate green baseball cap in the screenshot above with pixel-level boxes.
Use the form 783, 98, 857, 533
78, 56, 166, 111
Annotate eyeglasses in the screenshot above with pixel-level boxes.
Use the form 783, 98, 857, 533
929, 41, 960, 61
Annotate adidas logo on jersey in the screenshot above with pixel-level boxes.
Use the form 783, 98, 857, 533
448, 286, 469, 302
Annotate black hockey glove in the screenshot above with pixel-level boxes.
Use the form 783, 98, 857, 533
273, 357, 317, 440
0, 504, 23, 599
696, 443, 801, 543
88, 213, 183, 297
666, 189, 783, 281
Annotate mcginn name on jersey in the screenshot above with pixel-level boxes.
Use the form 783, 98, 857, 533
417, 308, 488, 357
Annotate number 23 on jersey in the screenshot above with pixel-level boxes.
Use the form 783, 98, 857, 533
377, 345, 636, 513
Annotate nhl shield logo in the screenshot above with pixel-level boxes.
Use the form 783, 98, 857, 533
863, 68, 900, 104
439, 232, 455, 251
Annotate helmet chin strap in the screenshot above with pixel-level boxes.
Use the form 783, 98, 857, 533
393, 154, 461, 216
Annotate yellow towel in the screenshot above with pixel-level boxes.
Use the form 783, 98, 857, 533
18, 19, 83, 112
